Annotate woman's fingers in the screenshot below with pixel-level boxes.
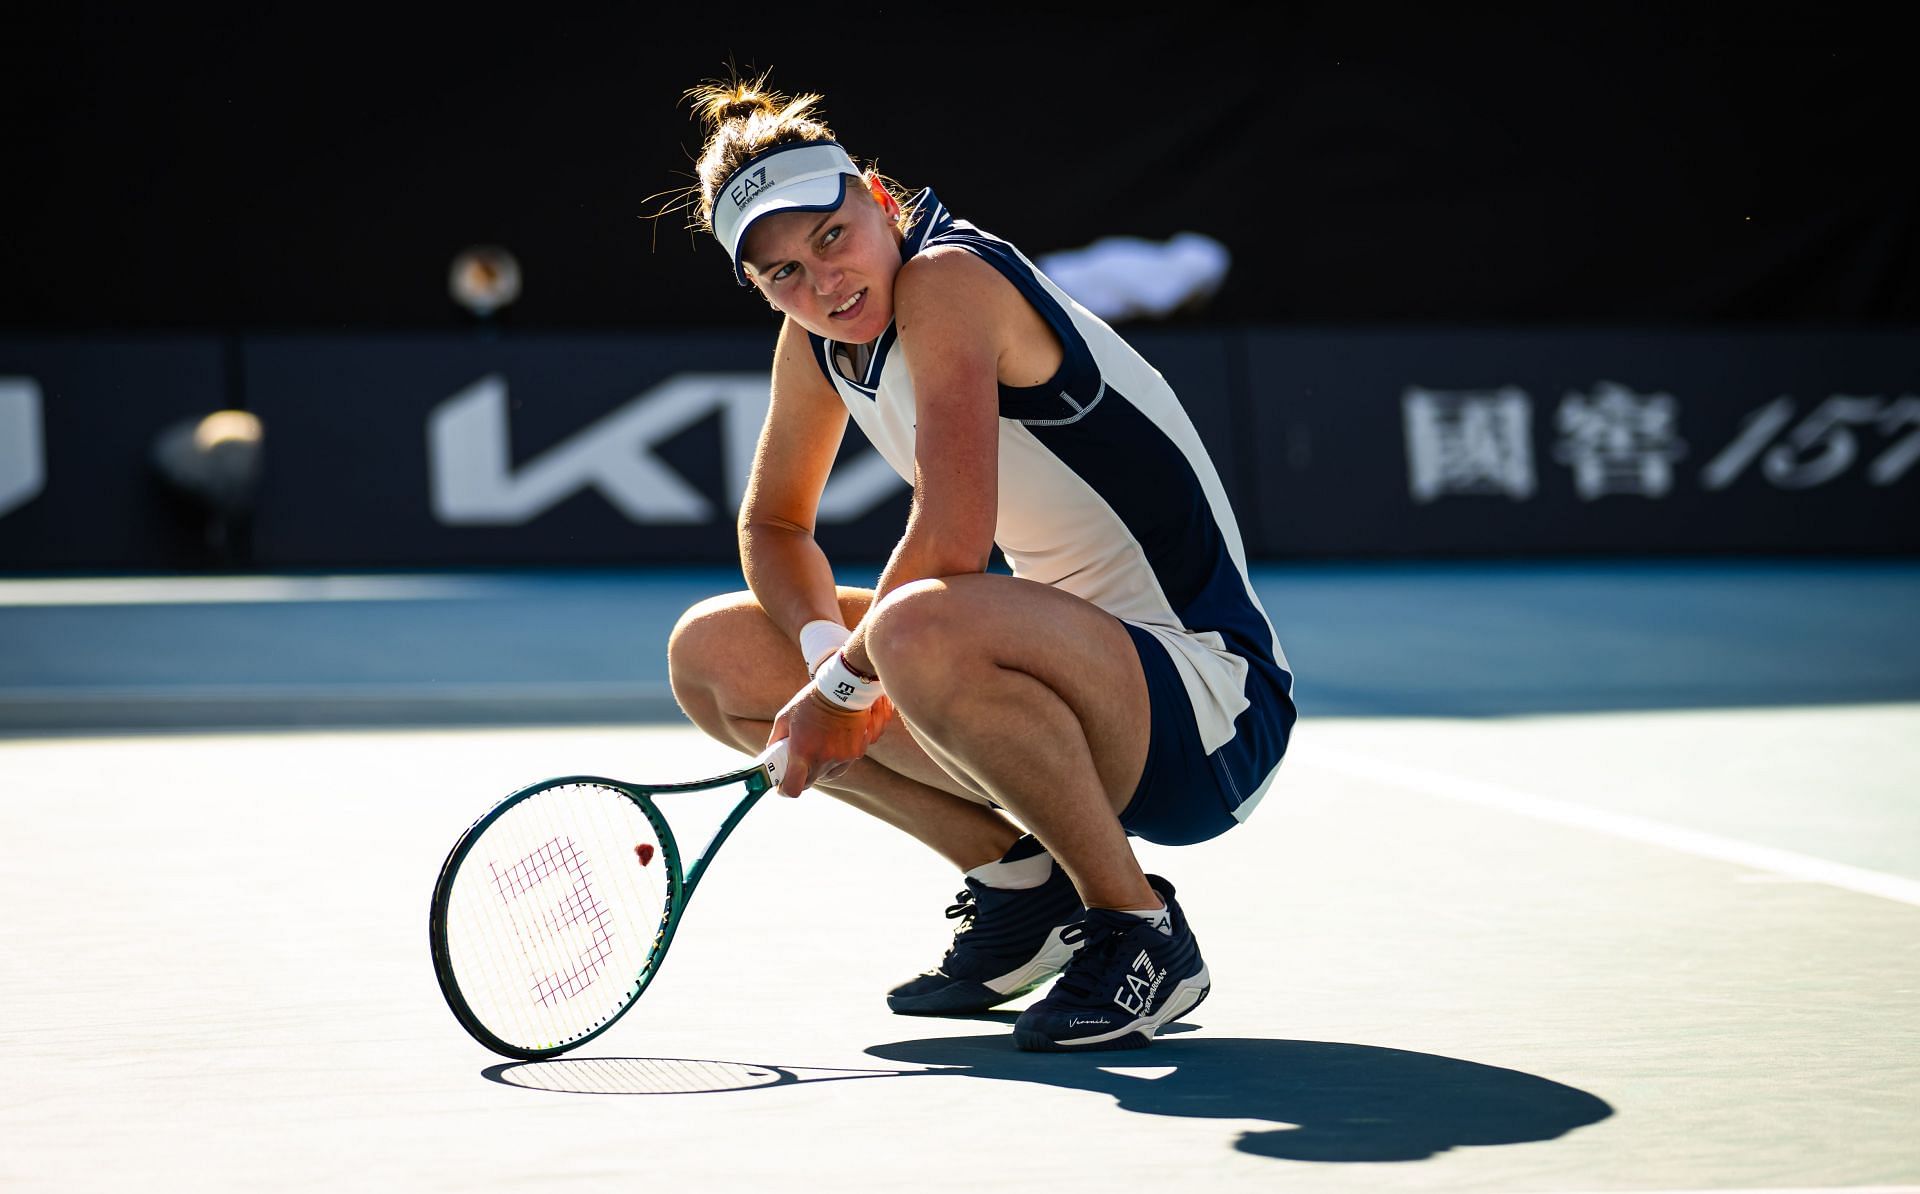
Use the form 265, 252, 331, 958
772, 682, 874, 796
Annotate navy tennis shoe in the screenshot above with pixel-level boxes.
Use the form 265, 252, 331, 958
886, 836, 1084, 1015
1012, 875, 1209, 1052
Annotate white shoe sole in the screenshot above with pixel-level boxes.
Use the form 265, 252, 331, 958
1036, 965, 1211, 1049
984, 924, 1083, 996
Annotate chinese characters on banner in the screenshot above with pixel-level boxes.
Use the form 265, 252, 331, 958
1403, 386, 1536, 502
1404, 383, 1920, 502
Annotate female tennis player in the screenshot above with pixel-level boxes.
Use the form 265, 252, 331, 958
665, 77, 1296, 1052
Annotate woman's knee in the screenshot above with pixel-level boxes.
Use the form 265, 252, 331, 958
667, 591, 759, 704
865, 579, 977, 687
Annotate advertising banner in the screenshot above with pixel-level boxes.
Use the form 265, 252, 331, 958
243, 330, 1243, 569
243, 333, 911, 567
1244, 329, 1920, 556
3, 329, 1913, 570
0, 338, 230, 568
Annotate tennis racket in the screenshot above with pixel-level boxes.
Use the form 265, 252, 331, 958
429, 740, 789, 1060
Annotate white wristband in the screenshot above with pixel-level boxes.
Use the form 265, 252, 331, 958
813, 650, 883, 711
798, 619, 851, 676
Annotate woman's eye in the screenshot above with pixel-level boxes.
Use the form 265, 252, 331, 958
771, 264, 796, 283
820, 226, 842, 248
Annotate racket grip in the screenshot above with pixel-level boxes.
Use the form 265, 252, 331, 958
754, 739, 791, 790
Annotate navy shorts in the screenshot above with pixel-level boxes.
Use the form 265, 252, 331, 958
1116, 622, 1294, 846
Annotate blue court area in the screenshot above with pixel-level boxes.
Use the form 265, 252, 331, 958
1, 559, 1916, 1192
4, 558, 1915, 726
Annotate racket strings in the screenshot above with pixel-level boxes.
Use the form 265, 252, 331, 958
443, 782, 673, 1052
508, 837, 613, 1005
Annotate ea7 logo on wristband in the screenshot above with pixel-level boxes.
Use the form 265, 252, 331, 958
730, 167, 770, 210
814, 651, 883, 711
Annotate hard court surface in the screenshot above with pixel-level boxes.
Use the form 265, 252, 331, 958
1, 560, 1915, 1193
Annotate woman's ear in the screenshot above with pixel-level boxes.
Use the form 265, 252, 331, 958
866, 173, 900, 220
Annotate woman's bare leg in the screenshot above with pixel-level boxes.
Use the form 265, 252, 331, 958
667, 587, 1023, 871
862, 574, 1157, 911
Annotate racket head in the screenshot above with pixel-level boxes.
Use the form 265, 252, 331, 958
429, 776, 685, 1060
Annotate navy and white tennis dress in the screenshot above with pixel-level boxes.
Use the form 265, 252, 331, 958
806, 191, 1296, 845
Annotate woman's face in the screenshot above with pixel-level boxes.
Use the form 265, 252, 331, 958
740, 181, 902, 344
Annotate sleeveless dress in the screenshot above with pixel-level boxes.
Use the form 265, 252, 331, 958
805, 190, 1296, 838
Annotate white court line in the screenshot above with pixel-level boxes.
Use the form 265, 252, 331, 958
1545, 1189, 1920, 1194
0, 574, 518, 606
0, 681, 672, 702
1309, 748, 1920, 909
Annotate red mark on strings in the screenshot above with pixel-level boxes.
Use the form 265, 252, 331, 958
635, 842, 655, 866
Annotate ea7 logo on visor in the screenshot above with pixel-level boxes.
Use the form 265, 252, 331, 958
730, 167, 770, 210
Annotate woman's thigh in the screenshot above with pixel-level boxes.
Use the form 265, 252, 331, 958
668, 585, 993, 802
864, 573, 1153, 815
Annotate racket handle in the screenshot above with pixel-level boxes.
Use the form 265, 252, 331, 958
754, 739, 790, 790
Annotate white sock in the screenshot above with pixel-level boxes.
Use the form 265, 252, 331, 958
1122, 902, 1172, 935
965, 852, 1053, 891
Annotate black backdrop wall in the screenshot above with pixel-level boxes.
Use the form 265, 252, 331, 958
5, 8, 1915, 332
4, 8, 1916, 570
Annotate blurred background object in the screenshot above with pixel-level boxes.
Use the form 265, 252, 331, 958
150, 409, 264, 564
1037, 233, 1230, 323
448, 245, 522, 322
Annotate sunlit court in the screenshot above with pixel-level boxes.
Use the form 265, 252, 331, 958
5, 11, 1918, 1194
2, 564, 1915, 1191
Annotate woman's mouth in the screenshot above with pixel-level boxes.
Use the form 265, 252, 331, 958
829, 289, 866, 319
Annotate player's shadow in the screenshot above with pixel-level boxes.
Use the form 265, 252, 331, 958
484, 1027, 1612, 1163
863, 1027, 1613, 1162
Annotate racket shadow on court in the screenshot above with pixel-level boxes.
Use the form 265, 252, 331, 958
483, 1028, 1611, 1164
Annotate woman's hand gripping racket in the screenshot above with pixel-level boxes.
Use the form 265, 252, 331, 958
429, 740, 790, 1060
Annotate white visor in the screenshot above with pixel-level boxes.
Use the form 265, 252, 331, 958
712, 141, 862, 285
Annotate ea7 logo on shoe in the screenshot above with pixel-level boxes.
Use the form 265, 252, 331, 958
1114, 950, 1166, 1016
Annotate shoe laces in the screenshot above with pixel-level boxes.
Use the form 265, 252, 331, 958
1048, 913, 1137, 1001
938, 889, 978, 958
